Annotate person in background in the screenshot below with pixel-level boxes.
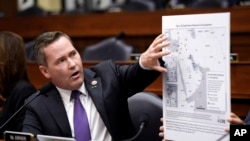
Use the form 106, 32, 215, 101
225, 111, 250, 132
0, 31, 37, 138
22, 31, 171, 141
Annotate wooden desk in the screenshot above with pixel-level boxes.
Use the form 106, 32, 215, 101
1, 7, 250, 60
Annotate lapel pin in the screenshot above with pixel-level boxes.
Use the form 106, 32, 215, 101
91, 80, 97, 88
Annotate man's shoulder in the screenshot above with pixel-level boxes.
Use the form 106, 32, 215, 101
94, 60, 116, 66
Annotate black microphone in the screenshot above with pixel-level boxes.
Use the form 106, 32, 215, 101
121, 114, 149, 141
116, 32, 126, 40
24, 82, 53, 104
0, 82, 53, 130
216, 132, 229, 141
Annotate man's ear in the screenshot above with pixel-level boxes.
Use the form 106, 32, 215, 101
39, 65, 51, 79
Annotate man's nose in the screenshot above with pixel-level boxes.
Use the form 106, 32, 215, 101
68, 58, 76, 68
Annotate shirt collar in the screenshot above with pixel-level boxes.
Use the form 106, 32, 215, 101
56, 83, 88, 102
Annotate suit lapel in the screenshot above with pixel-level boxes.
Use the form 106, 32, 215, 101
44, 88, 72, 137
84, 69, 111, 132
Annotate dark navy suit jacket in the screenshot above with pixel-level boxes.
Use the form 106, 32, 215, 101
244, 110, 250, 125
22, 60, 162, 141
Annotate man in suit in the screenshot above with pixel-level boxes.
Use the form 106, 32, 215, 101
22, 31, 170, 141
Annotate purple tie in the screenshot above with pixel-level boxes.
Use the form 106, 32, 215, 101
71, 90, 91, 141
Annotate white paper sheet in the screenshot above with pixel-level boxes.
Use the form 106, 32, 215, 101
162, 12, 230, 141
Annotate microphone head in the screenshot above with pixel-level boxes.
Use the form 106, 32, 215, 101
139, 114, 149, 127
116, 32, 126, 40
39, 82, 53, 94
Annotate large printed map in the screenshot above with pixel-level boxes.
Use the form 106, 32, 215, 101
163, 27, 227, 113
162, 13, 231, 141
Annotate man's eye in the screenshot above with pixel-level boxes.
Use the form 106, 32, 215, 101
70, 52, 76, 57
59, 58, 65, 63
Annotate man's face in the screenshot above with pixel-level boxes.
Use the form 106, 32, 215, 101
39, 36, 84, 90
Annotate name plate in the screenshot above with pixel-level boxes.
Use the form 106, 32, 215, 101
4, 131, 34, 141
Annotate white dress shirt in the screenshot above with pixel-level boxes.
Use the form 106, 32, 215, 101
57, 84, 112, 141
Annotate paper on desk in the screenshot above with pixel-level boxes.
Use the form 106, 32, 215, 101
162, 12, 231, 141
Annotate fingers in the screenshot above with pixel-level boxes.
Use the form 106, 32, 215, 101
151, 35, 170, 52
225, 127, 230, 132
159, 125, 164, 138
151, 34, 171, 72
230, 112, 238, 118
154, 34, 165, 41
159, 125, 164, 132
149, 34, 171, 60
159, 132, 164, 138
227, 112, 244, 125
159, 118, 164, 138
153, 49, 171, 60
152, 34, 167, 46
140, 34, 171, 71
152, 66, 168, 73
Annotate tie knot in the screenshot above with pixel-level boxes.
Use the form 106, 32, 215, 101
71, 90, 81, 100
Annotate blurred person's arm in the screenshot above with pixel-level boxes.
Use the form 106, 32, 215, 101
225, 112, 245, 132
227, 112, 245, 125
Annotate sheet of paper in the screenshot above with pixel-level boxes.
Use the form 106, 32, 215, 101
162, 12, 230, 141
